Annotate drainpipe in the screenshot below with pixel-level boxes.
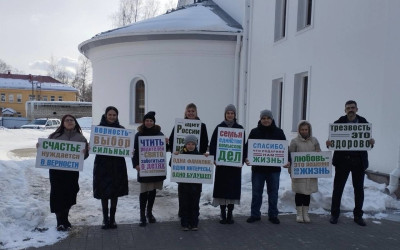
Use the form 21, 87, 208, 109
385, 146, 400, 194
233, 34, 242, 115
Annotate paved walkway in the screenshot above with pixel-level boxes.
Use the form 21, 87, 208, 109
28, 214, 400, 250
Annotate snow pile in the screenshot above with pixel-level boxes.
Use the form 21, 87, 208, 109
0, 127, 399, 249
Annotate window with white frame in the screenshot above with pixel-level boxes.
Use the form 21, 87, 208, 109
271, 78, 284, 128
274, 0, 287, 42
1, 93, 5, 102
17, 112, 22, 117
17, 94, 22, 103
42, 96, 48, 101
135, 80, 145, 123
297, 0, 313, 31
51, 96, 55, 101
9, 94, 14, 103
292, 72, 309, 131
58, 96, 63, 101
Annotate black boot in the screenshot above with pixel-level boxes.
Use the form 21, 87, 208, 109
147, 190, 156, 223
101, 199, 109, 229
227, 204, 234, 224
109, 198, 118, 229
219, 205, 227, 224
55, 212, 65, 231
63, 209, 72, 229
109, 207, 117, 229
139, 192, 148, 227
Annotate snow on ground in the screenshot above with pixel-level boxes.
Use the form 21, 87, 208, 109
1, 117, 400, 249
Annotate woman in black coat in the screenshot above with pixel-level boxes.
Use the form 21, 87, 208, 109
132, 111, 166, 227
93, 106, 129, 229
47, 114, 89, 231
209, 104, 244, 224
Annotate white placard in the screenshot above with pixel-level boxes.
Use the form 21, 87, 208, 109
138, 135, 167, 177
170, 154, 214, 184
328, 123, 373, 151
173, 118, 202, 153
290, 151, 332, 178
247, 139, 288, 167
89, 125, 134, 157
36, 138, 85, 171
216, 127, 244, 167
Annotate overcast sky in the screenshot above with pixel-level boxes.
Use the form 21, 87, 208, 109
0, 0, 178, 75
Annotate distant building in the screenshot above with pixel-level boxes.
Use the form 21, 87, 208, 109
0, 72, 78, 117
25, 101, 92, 120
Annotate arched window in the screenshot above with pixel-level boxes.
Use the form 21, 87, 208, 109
135, 80, 145, 123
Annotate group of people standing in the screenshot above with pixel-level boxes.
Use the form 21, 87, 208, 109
45, 100, 374, 232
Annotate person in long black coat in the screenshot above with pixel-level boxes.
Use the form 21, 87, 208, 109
132, 111, 166, 227
47, 114, 89, 231
93, 106, 129, 229
209, 104, 244, 224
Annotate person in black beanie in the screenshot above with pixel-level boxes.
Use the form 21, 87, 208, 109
93, 106, 129, 229
133, 111, 167, 227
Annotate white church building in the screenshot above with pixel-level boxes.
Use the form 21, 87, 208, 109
80, 0, 400, 178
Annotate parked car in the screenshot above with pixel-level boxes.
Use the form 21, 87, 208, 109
20, 118, 61, 129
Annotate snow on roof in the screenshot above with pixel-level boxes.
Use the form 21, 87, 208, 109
2, 108, 16, 114
79, 1, 242, 53
0, 78, 78, 92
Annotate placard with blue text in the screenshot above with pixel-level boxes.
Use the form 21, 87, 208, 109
247, 139, 288, 167
138, 135, 167, 177
36, 138, 85, 171
170, 154, 214, 184
290, 151, 332, 178
216, 127, 244, 167
89, 125, 134, 157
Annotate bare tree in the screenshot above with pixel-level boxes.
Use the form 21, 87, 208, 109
112, 0, 163, 27
0, 59, 22, 74
71, 56, 92, 102
47, 56, 73, 84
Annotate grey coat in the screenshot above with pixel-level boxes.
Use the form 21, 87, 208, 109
289, 121, 321, 195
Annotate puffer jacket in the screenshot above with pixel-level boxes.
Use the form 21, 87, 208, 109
289, 120, 321, 195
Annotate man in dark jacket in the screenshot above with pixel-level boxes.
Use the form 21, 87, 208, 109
244, 109, 290, 225
327, 100, 375, 226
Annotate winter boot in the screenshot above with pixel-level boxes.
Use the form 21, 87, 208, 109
303, 206, 311, 223
62, 209, 71, 229
55, 212, 62, 228
101, 208, 109, 229
227, 204, 234, 224
109, 207, 118, 229
101, 199, 109, 229
296, 206, 304, 223
139, 192, 148, 227
219, 205, 227, 224
147, 190, 156, 223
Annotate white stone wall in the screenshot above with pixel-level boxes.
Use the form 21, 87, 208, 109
246, 0, 400, 173
88, 38, 238, 140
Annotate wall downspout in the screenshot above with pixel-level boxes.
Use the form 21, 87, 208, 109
240, 0, 252, 130
385, 146, 400, 194
233, 34, 242, 111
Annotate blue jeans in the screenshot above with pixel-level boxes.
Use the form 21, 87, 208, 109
250, 171, 280, 218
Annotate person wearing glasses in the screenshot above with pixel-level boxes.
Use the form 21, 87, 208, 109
47, 114, 89, 231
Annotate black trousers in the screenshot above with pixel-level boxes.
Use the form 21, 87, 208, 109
331, 156, 365, 217
178, 183, 201, 228
295, 193, 310, 206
